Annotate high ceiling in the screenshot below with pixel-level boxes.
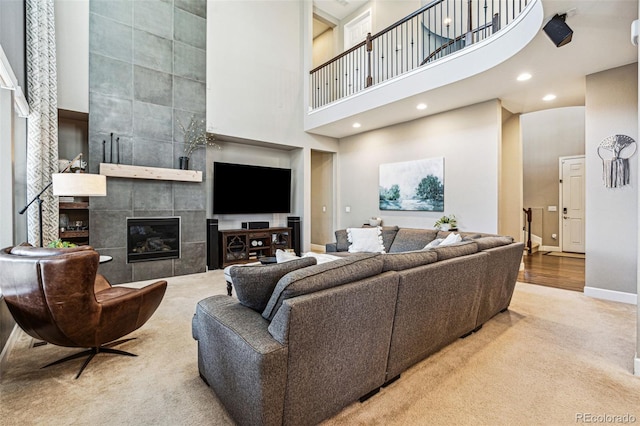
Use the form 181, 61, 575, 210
310, 0, 639, 138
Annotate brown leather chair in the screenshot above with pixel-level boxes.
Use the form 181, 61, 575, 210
0, 244, 167, 378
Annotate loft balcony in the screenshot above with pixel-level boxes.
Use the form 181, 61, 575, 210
305, 0, 542, 138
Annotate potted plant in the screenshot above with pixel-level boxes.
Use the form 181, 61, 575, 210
434, 214, 458, 231
178, 115, 221, 170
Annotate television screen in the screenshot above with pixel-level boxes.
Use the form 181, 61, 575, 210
213, 162, 292, 214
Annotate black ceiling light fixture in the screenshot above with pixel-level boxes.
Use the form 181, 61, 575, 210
543, 13, 573, 47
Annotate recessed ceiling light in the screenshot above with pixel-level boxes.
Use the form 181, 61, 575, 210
542, 94, 557, 101
517, 73, 532, 81
416, 103, 427, 110
352, 122, 361, 128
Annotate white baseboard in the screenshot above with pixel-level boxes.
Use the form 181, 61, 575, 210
541, 245, 561, 252
583, 286, 638, 305
0, 324, 20, 380
635, 354, 640, 377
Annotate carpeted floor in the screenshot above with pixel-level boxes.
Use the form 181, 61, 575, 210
1, 271, 638, 425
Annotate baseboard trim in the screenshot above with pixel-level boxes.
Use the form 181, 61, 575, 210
540, 245, 561, 252
583, 286, 637, 305
0, 324, 20, 380
635, 353, 640, 377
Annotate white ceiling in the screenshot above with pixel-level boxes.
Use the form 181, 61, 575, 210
310, 0, 639, 139
314, 0, 369, 21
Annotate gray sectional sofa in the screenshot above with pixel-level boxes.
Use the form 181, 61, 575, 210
192, 227, 524, 426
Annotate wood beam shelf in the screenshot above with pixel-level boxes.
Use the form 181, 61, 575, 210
99, 163, 202, 182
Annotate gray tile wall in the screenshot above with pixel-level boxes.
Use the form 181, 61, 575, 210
88, 0, 208, 283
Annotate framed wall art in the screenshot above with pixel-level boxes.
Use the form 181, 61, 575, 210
379, 157, 444, 211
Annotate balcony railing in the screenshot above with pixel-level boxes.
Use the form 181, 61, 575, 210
310, 0, 530, 109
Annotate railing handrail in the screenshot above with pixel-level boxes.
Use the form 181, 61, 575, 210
310, 0, 446, 74
309, 0, 529, 109
523, 207, 532, 254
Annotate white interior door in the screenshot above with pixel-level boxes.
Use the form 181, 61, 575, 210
344, 9, 371, 50
561, 156, 585, 253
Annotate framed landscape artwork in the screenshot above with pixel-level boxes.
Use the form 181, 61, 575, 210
379, 157, 444, 211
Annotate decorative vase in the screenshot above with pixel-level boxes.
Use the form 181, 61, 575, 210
440, 223, 450, 231
179, 156, 190, 170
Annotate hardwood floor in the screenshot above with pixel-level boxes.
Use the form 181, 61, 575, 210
518, 251, 585, 292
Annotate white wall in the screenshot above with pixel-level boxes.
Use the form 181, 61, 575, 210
521, 107, 586, 247
206, 0, 339, 252
55, 0, 89, 113
585, 63, 638, 297
337, 100, 501, 232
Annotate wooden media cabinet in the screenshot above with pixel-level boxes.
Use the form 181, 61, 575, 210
219, 227, 292, 268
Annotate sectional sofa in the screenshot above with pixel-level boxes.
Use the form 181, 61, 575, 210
192, 227, 524, 425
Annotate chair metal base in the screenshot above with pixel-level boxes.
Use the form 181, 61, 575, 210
41, 338, 137, 379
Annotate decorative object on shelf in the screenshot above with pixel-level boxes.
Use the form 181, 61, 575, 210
101, 133, 121, 164
597, 134, 637, 188
369, 217, 382, 226
19, 153, 107, 247
178, 115, 221, 170
434, 214, 457, 231
379, 157, 444, 211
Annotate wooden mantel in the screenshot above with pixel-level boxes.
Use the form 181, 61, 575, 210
99, 163, 202, 182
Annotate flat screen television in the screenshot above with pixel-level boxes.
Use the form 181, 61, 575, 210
213, 162, 292, 214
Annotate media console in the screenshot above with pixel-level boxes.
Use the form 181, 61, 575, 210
219, 227, 292, 268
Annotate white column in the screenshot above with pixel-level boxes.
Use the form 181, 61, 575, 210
0, 87, 14, 249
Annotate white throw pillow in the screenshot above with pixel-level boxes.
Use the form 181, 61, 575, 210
439, 233, 462, 246
303, 251, 341, 264
347, 227, 385, 253
275, 249, 300, 263
424, 238, 443, 249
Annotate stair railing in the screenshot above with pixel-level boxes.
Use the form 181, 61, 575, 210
310, 0, 530, 109
523, 207, 532, 254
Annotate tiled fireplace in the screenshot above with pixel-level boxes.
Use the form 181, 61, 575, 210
87, 0, 208, 284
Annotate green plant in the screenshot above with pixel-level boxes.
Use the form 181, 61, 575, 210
434, 214, 457, 229
47, 239, 77, 248
178, 115, 221, 158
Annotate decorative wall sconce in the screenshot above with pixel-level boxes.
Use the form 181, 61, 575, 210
598, 135, 637, 188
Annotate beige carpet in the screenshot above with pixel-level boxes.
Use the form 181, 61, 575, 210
1, 271, 638, 425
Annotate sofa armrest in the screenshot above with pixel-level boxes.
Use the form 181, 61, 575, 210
192, 295, 287, 426
325, 242, 338, 252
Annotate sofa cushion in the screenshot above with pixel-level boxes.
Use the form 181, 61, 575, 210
347, 227, 385, 253
382, 250, 438, 272
431, 240, 478, 261
474, 236, 514, 251
262, 253, 383, 321
388, 228, 438, 253
230, 257, 317, 312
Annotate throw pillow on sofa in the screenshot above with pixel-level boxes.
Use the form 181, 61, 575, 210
347, 226, 385, 253
262, 253, 383, 321
230, 257, 317, 312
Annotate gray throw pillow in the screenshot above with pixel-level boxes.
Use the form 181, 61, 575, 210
262, 253, 383, 321
474, 236, 514, 250
230, 257, 317, 312
335, 229, 349, 251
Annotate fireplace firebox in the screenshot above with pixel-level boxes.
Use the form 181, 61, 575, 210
127, 217, 180, 263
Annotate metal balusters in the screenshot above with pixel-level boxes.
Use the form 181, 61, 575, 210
310, 0, 529, 109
